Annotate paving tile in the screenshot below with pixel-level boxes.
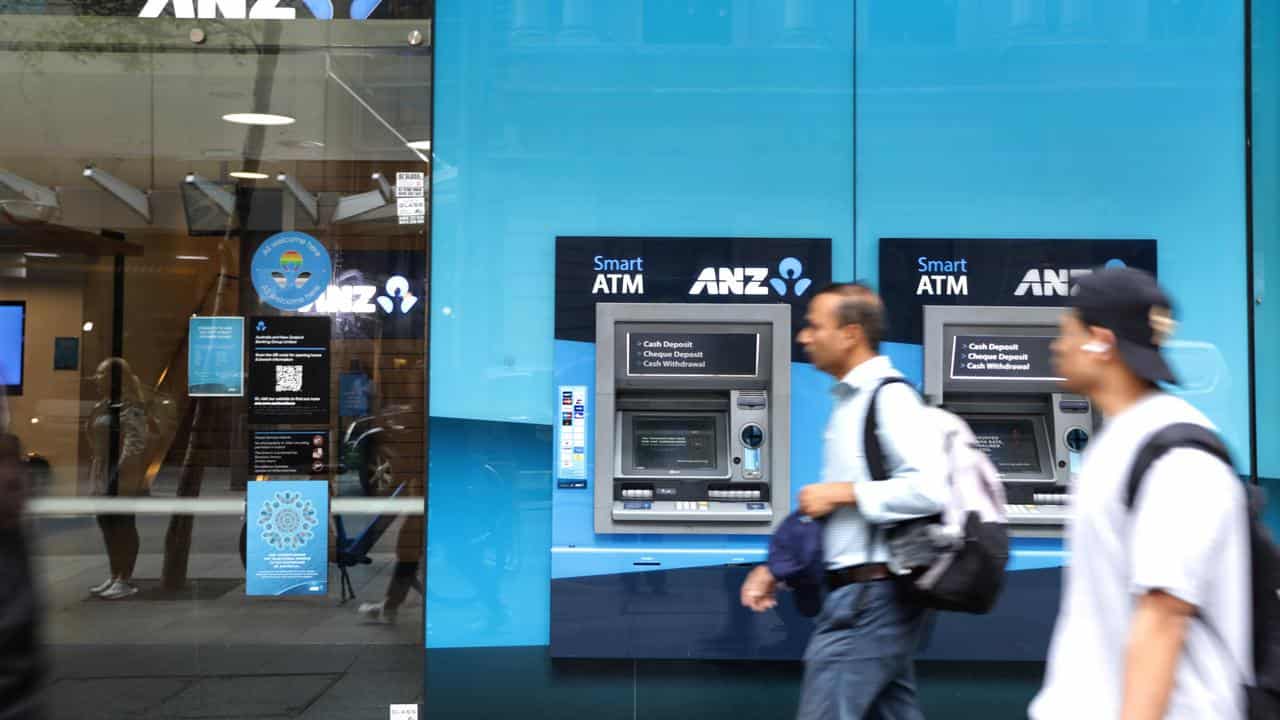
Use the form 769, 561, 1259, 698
153, 674, 338, 718
49, 677, 191, 720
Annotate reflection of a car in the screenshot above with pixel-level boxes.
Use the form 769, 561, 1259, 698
336, 404, 416, 498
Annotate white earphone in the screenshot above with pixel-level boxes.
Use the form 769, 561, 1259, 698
1082, 341, 1111, 354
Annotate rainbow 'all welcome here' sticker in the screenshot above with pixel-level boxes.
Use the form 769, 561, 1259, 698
250, 231, 332, 311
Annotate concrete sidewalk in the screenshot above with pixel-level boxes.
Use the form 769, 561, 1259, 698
31, 515, 424, 719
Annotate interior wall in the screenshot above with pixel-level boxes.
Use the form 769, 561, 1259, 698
1, 266, 86, 494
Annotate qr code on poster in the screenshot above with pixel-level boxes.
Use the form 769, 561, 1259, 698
275, 365, 304, 392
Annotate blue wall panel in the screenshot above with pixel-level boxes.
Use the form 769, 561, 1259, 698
429, 0, 855, 649
855, 0, 1249, 467
1255, 0, 1280, 467
428, 0, 1252, 673
431, 0, 856, 429
1252, 0, 1280, 533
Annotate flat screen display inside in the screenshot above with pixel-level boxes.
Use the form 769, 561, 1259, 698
0, 302, 25, 394
967, 417, 1044, 475
632, 416, 719, 472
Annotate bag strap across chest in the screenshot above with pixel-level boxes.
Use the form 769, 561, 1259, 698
864, 377, 913, 482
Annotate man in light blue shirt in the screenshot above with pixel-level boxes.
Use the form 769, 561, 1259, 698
741, 283, 947, 720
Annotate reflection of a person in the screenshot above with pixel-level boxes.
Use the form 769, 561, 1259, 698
361, 456, 505, 629
357, 455, 427, 624
85, 358, 149, 601
0, 432, 47, 717
1007, 426, 1029, 467
358, 513, 424, 624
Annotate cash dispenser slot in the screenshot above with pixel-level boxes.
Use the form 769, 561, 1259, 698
616, 393, 729, 412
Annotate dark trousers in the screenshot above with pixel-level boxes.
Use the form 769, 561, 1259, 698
0, 530, 46, 719
797, 580, 929, 720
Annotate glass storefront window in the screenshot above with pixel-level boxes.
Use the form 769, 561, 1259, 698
0, 9, 431, 717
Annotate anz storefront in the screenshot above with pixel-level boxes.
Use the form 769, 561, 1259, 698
2, 1, 1279, 718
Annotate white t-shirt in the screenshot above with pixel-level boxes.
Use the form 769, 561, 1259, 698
1030, 393, 1252, 720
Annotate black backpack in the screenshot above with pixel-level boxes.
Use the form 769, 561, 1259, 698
864, 378, 1010, 614
1124, 423, 1280, 720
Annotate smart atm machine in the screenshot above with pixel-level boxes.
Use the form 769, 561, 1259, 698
594, 303, 790, 535
923, 306, 1095, 529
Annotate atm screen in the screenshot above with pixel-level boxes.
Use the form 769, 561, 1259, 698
967, 417, 1044, 475
941, 324, 1063, 394
633, 416, 718, 471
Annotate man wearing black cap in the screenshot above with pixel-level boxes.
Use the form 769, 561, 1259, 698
1030, 267, 1251, 719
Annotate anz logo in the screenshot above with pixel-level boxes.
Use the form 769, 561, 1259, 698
1013, 260, 1126, 297
689, 257, 812, 297
300, 275, 419, 315
139, 0, 383, 20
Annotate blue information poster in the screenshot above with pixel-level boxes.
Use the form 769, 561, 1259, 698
555, 385, 587, 488
246, 480, 329, 596
188, 317, 244, 397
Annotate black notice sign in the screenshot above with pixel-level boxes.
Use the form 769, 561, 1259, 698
249, 316, 331, 424
949, 335, 1059, 382
252, 431, 329, 476
555, 236, 832, 363
627, 333, 758, 376
878, 238, 1157, 345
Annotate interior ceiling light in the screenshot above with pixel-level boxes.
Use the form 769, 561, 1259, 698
277, 173, 319, 223
24, 252, 60, 258
222, 113, 296, 126
333, 171, 396, 224
0, 171, 59, 221
176, 255, 209, 261
279, 139, 325, 150
405, 140, 432, 151
372, 172, 395, 202
83, 166, 151, 223
230, 171, 270, 180
184, 172, 235, 215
